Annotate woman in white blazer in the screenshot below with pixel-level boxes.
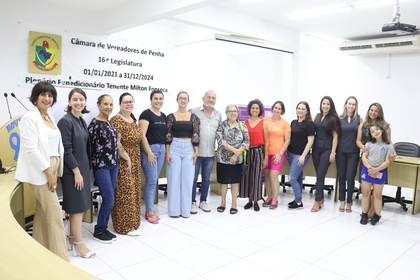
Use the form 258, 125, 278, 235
15, 81, 69, 262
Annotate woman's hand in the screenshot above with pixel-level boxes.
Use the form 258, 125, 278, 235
297, 155, 305, 166
47, 173, 57, 192
126, 157, 132, 174
74, 173, 84, 190
361, 145, 368, 153
388, 153, 397, 163
191, 152, 198, 165
263, 156, 268, 168
230, 154, 238, 163
147, 152, 157, 166
233, 147, 243, 157
329, 153, 336, 163
273, 152, 282, 164
166, 153, 172, 165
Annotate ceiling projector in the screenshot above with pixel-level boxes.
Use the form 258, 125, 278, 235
382, 22, 417, 35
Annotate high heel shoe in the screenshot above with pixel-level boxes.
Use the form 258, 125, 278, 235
345, 203, 352, 213
145, 213, 159, 224
339, 201, 345, 212
67, 235, 74, 251
73, 240, 96, 259
311, 199, 324, 212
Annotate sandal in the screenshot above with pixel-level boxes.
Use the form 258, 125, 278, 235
145, 213, 159, 224
230, 208, 238, 214
73, 240, 96, 259
345, 203, 352, 213
339, 201, 345, 212
217, 206, 225, 213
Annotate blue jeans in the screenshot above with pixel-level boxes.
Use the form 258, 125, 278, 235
166, 138, 195, 217
93, 164, 118, 234
141, 144, 166, 211
288, 152, 310, 203
192, 156, 214, 203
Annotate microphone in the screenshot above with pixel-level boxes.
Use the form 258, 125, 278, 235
11, 93, 29, 111
4, 93, 12, 119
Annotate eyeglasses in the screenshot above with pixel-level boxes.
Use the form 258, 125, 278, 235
122, 101, 134, 105
178, 97, 188, 101
226, 110, 238, 113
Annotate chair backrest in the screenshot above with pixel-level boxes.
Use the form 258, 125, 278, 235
394, 142, 420, 158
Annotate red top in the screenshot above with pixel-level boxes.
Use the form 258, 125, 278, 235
245, 119, 265, 146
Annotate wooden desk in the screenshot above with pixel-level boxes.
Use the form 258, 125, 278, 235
0, 171, 99, 279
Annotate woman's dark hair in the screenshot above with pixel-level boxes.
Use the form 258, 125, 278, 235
150, 90, 164, 101
247, 99, 264, 117
296, 101, 312, 121
368, 124, 389, 144
66, 88, 90, 114
29, 81, 58, 106
176, 91, 189, 101
119, 92, 136, 122
271, 101, 285, 115
316, 96, 340, 135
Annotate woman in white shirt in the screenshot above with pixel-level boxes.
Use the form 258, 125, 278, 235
15, 81, 69, 262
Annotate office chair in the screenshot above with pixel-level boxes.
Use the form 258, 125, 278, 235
382, 142, 420, 211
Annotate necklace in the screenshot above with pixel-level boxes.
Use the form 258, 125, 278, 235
42, 114, 51, 122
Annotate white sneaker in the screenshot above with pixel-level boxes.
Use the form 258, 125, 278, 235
191, 203, 198, 214
126, 229, 140, 236
199, 201, 211, 212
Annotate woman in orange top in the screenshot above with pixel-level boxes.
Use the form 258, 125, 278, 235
262, 101, 291, 209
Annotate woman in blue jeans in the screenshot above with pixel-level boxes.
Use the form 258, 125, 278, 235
165, 91, 200, 218
88, 94, 131, 243
287, 101, 315, 210
139, 90, 167, 224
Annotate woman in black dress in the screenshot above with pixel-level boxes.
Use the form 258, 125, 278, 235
58, 88, 95, 259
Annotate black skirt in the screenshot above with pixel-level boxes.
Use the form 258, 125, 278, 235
217, 162, 243, 184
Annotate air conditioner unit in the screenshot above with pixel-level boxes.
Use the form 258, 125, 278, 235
338, 35, 420, 55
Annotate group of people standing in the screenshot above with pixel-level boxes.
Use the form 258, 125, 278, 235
15, 81, 394, 262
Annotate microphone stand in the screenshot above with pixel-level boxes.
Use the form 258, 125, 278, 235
11, 93, 29, 111
4, 93, 13, 119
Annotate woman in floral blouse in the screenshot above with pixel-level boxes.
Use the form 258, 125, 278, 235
88, 94, 131, 243
216, 104, 250, 214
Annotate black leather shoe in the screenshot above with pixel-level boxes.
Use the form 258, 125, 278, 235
254, 203, 260, 212
360, 212, 368, 225
244, 202, 253, 209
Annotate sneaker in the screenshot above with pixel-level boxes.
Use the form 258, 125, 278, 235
288, 201, 303, 210
370, 214, 381, 225
288, 200, 295, 207
126, 229, 140, 236
191, 202, 198, 214
105, 230, 117, 241
360, 212, 368, 225
269, 199, 278, 210
93, 231, 113, 244
199, 201, 211, 212
263, 197, 272, 207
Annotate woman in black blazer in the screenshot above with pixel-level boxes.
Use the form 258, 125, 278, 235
58, 88, 95, 259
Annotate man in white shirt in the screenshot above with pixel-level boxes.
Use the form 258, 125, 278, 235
189, 90, 222, 213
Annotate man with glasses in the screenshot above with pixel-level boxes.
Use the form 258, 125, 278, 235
189, 90, 222, 214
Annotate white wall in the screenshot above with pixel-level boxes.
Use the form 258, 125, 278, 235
296, 35, 420, 144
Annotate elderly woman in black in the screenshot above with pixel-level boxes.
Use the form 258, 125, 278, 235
216, 104, 250, 214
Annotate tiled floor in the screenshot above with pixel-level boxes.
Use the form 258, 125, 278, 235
69, 178, 420, 280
